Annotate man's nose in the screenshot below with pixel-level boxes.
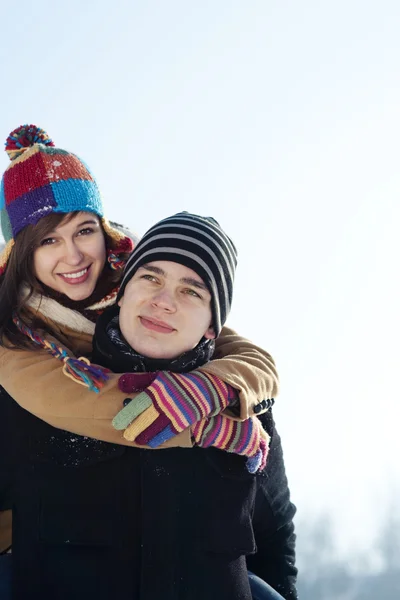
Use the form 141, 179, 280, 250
151, 289, 177, 312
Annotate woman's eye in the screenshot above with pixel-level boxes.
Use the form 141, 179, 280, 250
40, 237, 55, 246
77, 227, 94, 236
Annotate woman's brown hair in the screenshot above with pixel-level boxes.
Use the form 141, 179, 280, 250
0, 212, 128, 350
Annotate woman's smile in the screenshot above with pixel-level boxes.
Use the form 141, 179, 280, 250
57, 265, 92, 285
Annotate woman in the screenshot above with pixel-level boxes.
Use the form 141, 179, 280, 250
0, 126, 289, 596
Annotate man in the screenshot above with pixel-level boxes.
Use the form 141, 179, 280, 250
91, 212, 297, 600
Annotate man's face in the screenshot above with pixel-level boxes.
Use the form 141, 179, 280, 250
118, 260, 215, 360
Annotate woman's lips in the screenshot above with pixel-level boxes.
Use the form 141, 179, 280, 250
58, 265, 91, 285
139, 316, 175, 333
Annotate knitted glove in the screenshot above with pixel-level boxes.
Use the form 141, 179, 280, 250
113, 371, 238, 447
192, 414, 270, 473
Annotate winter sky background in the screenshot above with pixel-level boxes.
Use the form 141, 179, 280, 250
1, 0, 399, 565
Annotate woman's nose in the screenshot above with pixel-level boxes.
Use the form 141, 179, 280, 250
63, 241, 84, 265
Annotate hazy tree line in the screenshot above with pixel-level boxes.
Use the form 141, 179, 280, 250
296, 514, 400, 599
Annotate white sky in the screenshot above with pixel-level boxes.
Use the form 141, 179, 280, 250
1, 0, 399, 561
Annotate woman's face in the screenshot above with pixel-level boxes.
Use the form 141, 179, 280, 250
33, 212, 107, 301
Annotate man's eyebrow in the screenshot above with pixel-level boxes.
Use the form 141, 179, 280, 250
139, 266, 208, 291
180, 277, 208, 291
139, 264, 166, 276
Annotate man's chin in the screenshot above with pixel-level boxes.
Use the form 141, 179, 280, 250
132, 341, 184, 361
141, 349, 179, 361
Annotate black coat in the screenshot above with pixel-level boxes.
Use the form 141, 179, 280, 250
2, 315, 297, 600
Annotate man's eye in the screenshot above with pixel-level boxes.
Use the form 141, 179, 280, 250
78, 228, 94, 236
184, 288, 201, 298
141, 274, 158, 282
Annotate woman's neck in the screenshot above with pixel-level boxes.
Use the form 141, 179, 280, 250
39, 266, 121, 322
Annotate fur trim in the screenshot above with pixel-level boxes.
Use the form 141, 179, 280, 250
108, 220, 140, 246
87, 288, 118, 312
102, 218, 139, 248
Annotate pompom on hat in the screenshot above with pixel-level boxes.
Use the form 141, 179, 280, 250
0, 124, 133, 275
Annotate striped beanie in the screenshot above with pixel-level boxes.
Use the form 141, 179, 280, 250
117, 212, 237, 336
0, 124, 132, 274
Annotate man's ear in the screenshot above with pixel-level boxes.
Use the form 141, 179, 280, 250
204, 326, 216, 340
117, 295, 124, 307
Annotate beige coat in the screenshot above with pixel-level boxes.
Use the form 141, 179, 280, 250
0, 304, 279, 446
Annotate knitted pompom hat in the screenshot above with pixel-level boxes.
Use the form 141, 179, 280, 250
117, 212, 238, 336
0, 124, 133, 274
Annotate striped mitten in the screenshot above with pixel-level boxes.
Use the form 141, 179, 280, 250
112, 371, 238, 447
192, 414, 270, 473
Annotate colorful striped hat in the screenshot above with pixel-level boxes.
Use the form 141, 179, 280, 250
0, 124, 132, 274
117, 212, 238, 336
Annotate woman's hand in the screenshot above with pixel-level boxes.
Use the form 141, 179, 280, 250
112, 371, 237, 446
